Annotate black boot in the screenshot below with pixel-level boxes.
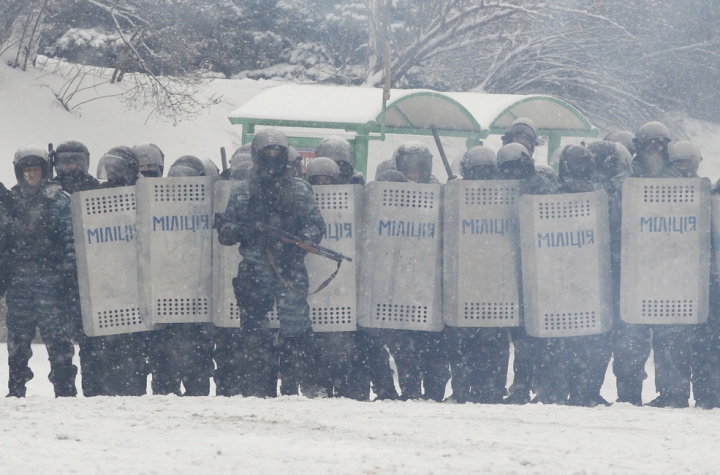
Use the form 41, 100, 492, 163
237, 329, 274, 397
7, 367, 33, 398
279, 330, 326, 398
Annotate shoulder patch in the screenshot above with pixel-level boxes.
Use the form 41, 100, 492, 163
43, 183, 66, 200
230, 181, 251, 202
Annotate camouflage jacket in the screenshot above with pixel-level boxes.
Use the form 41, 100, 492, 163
6, 181, 75, 276
218, 175, 325, 267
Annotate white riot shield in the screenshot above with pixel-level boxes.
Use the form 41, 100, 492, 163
357, 182, 443, 332
211, 181, 242, 328
443, 180, 522, 328
136, 177, 216, 325
519, 190, 613, 337
71, 187, 155, 336
307, 185, 363, 332
620, 178, 711, 324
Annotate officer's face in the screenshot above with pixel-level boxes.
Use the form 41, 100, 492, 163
512, 132, 535, 156
404, 170, 421, 183
311, 175, 334, 185
55, 154, 84, 175
22, 165, 44, 188
464, 165, 496, 181
139, 164, 161, 177
499, 161, 526, 179
256, 146, 288, 180
638, 139, 668, 177
56, 160, 81, 175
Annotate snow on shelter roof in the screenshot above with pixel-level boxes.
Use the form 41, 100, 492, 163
227, 83, 595, 135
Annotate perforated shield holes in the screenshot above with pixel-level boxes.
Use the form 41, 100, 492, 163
443, 180, 523, 328
464, 186, 518, 206
621, 178, 711, 325
643, 184, 695, 203
84, 193, 135, 214
519, 190, 613, 337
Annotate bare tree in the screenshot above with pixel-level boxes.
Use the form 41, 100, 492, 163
359, 0, 720, 130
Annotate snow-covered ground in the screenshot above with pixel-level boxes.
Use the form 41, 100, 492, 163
0, 344, 718, 475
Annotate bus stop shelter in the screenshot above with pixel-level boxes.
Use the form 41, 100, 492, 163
228, 84, 598, 176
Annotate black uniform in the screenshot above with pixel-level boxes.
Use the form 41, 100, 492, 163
52, 171, 108, 397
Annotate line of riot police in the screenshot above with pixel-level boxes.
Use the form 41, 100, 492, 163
0, 118, 717, 409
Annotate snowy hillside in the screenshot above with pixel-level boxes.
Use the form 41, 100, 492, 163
2, 57, 719, 186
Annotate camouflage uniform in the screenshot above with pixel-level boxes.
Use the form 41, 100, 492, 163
218, 173, 325, 396
5, 181, 77, 397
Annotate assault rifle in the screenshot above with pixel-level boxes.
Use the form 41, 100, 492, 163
214, 213, 352, 295
213, 213, 352, 263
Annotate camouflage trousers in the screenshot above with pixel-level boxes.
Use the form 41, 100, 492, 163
232, 260, 312, 337
5, 271, 77, 397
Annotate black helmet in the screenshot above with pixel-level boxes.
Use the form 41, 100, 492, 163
230, 160, 253, 180
460, 146, 497, 180
392, 141, 433, 183
306, 157, 340, 185
14, 144, 51, 182
132, 142, 165, 177
316, 136, 353, 167
97, 146, 139, 185
535, 163, 559, 187
167, 155, 206, 177
668, 141, 702, 164
668, 141, 702, 178
376, 169, 408, 183
558, 145, 595, 181
634, 121, 671, 150
252, 128, 289, 180
55, 140, 90, 175
231, 143, 252, 167
497, 143, 533, 166
502, 118, 539, 154
375, 159, 396, 178
587, 140, 633, 178
604, 131, 635, 156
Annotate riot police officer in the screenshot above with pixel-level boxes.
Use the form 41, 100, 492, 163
604, 131, 636, 157
301, 156, 366, 399
539, 144, 621, 406
376, 141, 449, 401
315, 136, 366, 185
447, 146, 510, 403
305, 157, 340, 186
502, 118, 541, 157
2, 145, 78, 397
665, 142, 718, 409
51, 140, 104, 397
132, 142, 165, 178
217, 128, 326, 397
148, 155, 217, 396
613, 121, 692, 407
97, 146, 149, 396
53, 140, 101, 193
694, 170, 720, 409
228, 144, 253, 181
496, 136, 555, 405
